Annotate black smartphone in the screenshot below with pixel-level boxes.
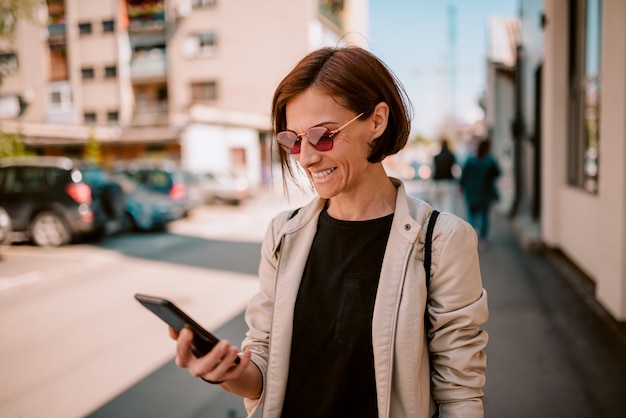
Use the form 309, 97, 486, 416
135, 293, 240, 363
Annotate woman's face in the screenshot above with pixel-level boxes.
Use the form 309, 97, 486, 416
284, 87, 377, 200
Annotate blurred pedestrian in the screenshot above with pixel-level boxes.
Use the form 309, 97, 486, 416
460, 138, 501, 250
430, 138, 457, 213
169, 46, 488, 418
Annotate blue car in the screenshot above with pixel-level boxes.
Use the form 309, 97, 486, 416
111, 173, 183, 232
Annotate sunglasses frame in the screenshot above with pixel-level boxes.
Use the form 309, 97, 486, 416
277, 112, 365, 154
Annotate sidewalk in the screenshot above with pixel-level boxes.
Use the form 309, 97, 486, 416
88, 194, 626, 418
480, 212, 626, 417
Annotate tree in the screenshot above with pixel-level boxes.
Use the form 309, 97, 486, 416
84, 130, 102, 166
0, 131, 31, 157
0, 0, 42, 41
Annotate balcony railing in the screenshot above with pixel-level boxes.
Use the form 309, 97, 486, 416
130, 49, 166, 80
48, 23, 66, 37
132, 101, 169, 126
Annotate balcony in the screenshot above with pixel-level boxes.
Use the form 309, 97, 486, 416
130, 49, 166, 81
48, 23, 66, 37
131, 101, 169, 126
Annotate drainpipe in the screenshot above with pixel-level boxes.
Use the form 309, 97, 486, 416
510, 44, 524, 218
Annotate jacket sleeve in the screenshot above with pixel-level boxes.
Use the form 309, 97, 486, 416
240, 210, 290, 414
427, 214, 489, 418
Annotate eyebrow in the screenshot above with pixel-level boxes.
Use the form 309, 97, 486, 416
287, 120, 336, 133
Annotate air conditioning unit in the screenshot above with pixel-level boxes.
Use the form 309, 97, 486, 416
176, 0, 192, 18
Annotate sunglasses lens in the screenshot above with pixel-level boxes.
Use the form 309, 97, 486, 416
307, 127, 333, 151
276, 127, 333, 154
277, 131, 300, 154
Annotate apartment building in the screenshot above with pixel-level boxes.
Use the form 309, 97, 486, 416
0, 0, 368, 186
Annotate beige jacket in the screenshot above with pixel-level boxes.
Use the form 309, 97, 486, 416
242, 179, 488, 417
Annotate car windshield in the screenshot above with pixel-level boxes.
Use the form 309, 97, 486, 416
128, 169, 174, 193
80, 166, 111, 186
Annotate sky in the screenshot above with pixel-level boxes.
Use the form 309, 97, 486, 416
368, 0, 519, 139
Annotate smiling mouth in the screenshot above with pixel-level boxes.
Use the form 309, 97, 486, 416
311, 167, 336, 179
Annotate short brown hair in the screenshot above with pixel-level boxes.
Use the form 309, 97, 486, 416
271, 46, 412, 189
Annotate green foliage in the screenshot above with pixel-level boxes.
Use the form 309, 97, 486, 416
410, 133, 432, 146
84, 130, 102, 166
0, 131, 32, 157
0, 0, 43, 41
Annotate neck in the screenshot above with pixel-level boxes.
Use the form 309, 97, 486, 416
326, 170, 397, 221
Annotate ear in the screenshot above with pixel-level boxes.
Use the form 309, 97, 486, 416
370, 102, 389, 141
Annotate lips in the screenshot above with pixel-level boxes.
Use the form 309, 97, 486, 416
311, 167, 336, 179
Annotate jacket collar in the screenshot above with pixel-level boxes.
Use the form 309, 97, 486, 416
277, 177, 423, 239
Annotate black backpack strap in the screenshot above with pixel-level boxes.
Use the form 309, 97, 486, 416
425, 210, 441, 417
424, 210, 440, 288
287, 207, 301, 220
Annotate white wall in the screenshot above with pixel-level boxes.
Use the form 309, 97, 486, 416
181, 124, 262, 187
542, 0, 626, 320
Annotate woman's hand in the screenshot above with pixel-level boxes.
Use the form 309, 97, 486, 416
168, 327, 261, 398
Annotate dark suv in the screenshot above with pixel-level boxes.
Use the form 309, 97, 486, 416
0, 156, 125, 246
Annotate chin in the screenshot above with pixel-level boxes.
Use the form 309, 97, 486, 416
313, 186, 339, 200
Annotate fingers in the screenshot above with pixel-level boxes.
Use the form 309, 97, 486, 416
199, 344, 252, 384
172, 329, 247, 383
174, 327, 195, 367
168, 327, 179, 340
190, 340, 236, 379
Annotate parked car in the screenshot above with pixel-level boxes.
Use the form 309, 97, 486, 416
111, 173, 183, 231
113, 160, 207, 216
0, 156, 125, 246
196, 171, 251, 205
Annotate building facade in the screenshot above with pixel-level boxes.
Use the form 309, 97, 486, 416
0, 0, 368, 187
510, 0, 626, 323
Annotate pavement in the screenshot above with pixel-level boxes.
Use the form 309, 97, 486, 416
83, 184, 626, 417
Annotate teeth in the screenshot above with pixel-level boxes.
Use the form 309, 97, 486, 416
312, 168, 335, 179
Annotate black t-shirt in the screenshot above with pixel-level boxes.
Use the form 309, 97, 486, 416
280, 209, 394, 418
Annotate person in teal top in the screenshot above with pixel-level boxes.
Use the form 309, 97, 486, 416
460, 139, 501, 250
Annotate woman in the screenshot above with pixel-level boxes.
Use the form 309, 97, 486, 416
171, 46, 488, 418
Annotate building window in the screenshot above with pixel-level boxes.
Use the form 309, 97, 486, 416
102, 19, 115, 32
0, 52, 18, 76
78, 22, 92, 35
568, 0, 602, 193
50, 91, 62, 105
191, 81, 217, 101
81, 67, 94, 79
105, 65, 117, 78
84, 112, 96, 123
193, 0, 216, 8
198, 33, 216, 54
107, 111, 119, 121
184, 32, 217, 57
48, 84, 72, 113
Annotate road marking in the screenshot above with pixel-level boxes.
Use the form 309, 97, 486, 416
0, 271, 43, 291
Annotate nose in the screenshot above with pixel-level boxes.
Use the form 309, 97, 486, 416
296, 136, 322, 167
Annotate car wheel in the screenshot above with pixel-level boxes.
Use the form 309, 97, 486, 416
122, 212, 137, 232
102, 183, 126, 220
30, 211, 71, 247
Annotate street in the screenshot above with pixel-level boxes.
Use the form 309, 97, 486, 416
0, 184, 312, 418
1, 182, 625, 418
